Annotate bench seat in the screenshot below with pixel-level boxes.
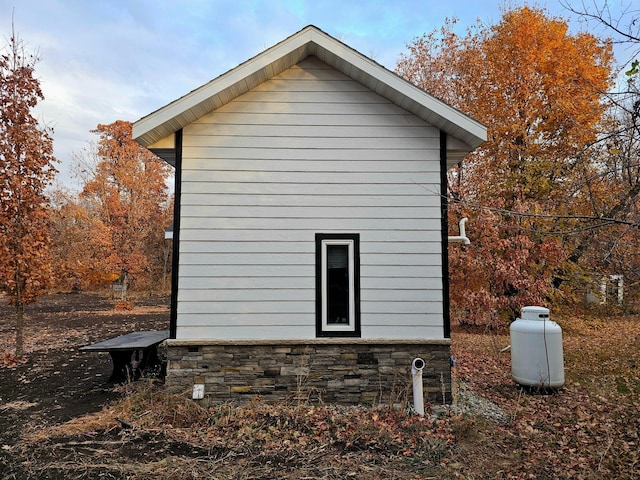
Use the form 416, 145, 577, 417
80, 330, 169, 382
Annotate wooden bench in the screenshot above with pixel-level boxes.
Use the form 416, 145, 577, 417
80, 330, 169, 382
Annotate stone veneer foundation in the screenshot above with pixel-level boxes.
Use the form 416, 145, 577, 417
164, 339, 452, 405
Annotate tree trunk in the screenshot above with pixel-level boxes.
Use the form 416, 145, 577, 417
15, 298, 24, 359
121, 271, 128, 301
162, 244, 171, 292
553, 181, 640, 289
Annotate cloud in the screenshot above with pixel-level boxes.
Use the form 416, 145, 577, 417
0, 0, 617, 188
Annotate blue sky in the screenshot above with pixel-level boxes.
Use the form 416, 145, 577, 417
0, 0, 630, 187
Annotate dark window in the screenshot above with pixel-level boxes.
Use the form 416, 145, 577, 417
327, 244, 350, 324
315, 233, 360, 337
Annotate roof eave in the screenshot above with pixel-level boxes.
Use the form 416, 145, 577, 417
304, 29, 487, 151
133, 26, 487, 153
133, 29, 316, 147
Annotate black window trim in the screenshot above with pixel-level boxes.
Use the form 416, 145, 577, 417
315, 233, 361, 338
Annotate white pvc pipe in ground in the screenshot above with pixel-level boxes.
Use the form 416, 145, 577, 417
411, 358, 425, 415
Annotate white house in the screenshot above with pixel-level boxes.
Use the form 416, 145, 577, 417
133, 26, 486, 404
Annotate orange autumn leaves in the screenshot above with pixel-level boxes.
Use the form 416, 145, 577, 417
0, 32, 57, 356
2, 6, 633, 335
1, 29, 171, 356
50, 121, 172, 292
397, 6, 616, 325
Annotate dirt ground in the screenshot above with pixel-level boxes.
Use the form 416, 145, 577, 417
0, 293, 449, 480
0, 292, 170, 452
1, 293, 638, 479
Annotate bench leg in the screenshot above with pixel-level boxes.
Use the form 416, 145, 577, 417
137, 346, 162, 374
108, 350, 134, 383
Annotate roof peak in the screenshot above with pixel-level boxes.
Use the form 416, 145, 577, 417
133, 25, 486, 161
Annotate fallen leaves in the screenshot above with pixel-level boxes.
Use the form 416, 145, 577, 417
0, 400, 38, 411
450, 311, 640, 478
1, 352, 24, 367
2, 293, 639, 479
114, 301, 134, 311
23, 379, 460, 478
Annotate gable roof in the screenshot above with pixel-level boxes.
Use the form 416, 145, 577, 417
132, 25, 486, 165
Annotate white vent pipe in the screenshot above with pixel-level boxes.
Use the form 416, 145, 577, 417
411, 358, 425, 416
448, 217, 470, 245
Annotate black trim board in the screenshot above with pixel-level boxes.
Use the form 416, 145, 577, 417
169, 130, 183, 339
149, 148, 176, 167
440, 131, 451, 339
315, 233, 361, 338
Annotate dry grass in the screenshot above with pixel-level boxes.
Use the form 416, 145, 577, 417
3, 308, 640, 479
16, 379, 459, 479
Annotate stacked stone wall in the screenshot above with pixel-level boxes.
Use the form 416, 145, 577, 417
164, 340, 452, 405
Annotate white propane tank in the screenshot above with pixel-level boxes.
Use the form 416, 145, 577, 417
510, 306, 565, 389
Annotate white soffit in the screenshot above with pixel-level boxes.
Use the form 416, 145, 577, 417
133, 26, 487, 156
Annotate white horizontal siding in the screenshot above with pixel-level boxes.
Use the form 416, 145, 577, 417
176, 57, 444, 341
181, 230, 443, 243
196, 307, 440, 319
181, 206, 440, 220
252, 79, 369, 92
356, 325, 445, 339
189, 112, 428, 127
179, 288, 442, 303
186, 124, 435, 139
231, 90, 394, 104
180, 241, 441, 254
183, 159, 438, 173
178, 275, 441, 291
180, 217, 441, 231
194, 99, 413, 116
177, 312, 444, 326
179, 264, 443, 278
179, 253, 442, 266
182, 195, 439, 208
185, 135, 434, 150
182, 170, 438, 184
181, 182, 440, 196
178, 301, 443, 315
182, 148, 434, 161
176, 325, 315, 340
176, 325, 445, 341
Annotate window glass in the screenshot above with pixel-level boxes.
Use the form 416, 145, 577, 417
315, 233, 360, 337
326, 244, 349, 324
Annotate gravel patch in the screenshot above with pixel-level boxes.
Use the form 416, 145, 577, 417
431, 381, 511, 425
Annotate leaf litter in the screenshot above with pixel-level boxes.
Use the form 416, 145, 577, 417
0, 293, 639, 479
